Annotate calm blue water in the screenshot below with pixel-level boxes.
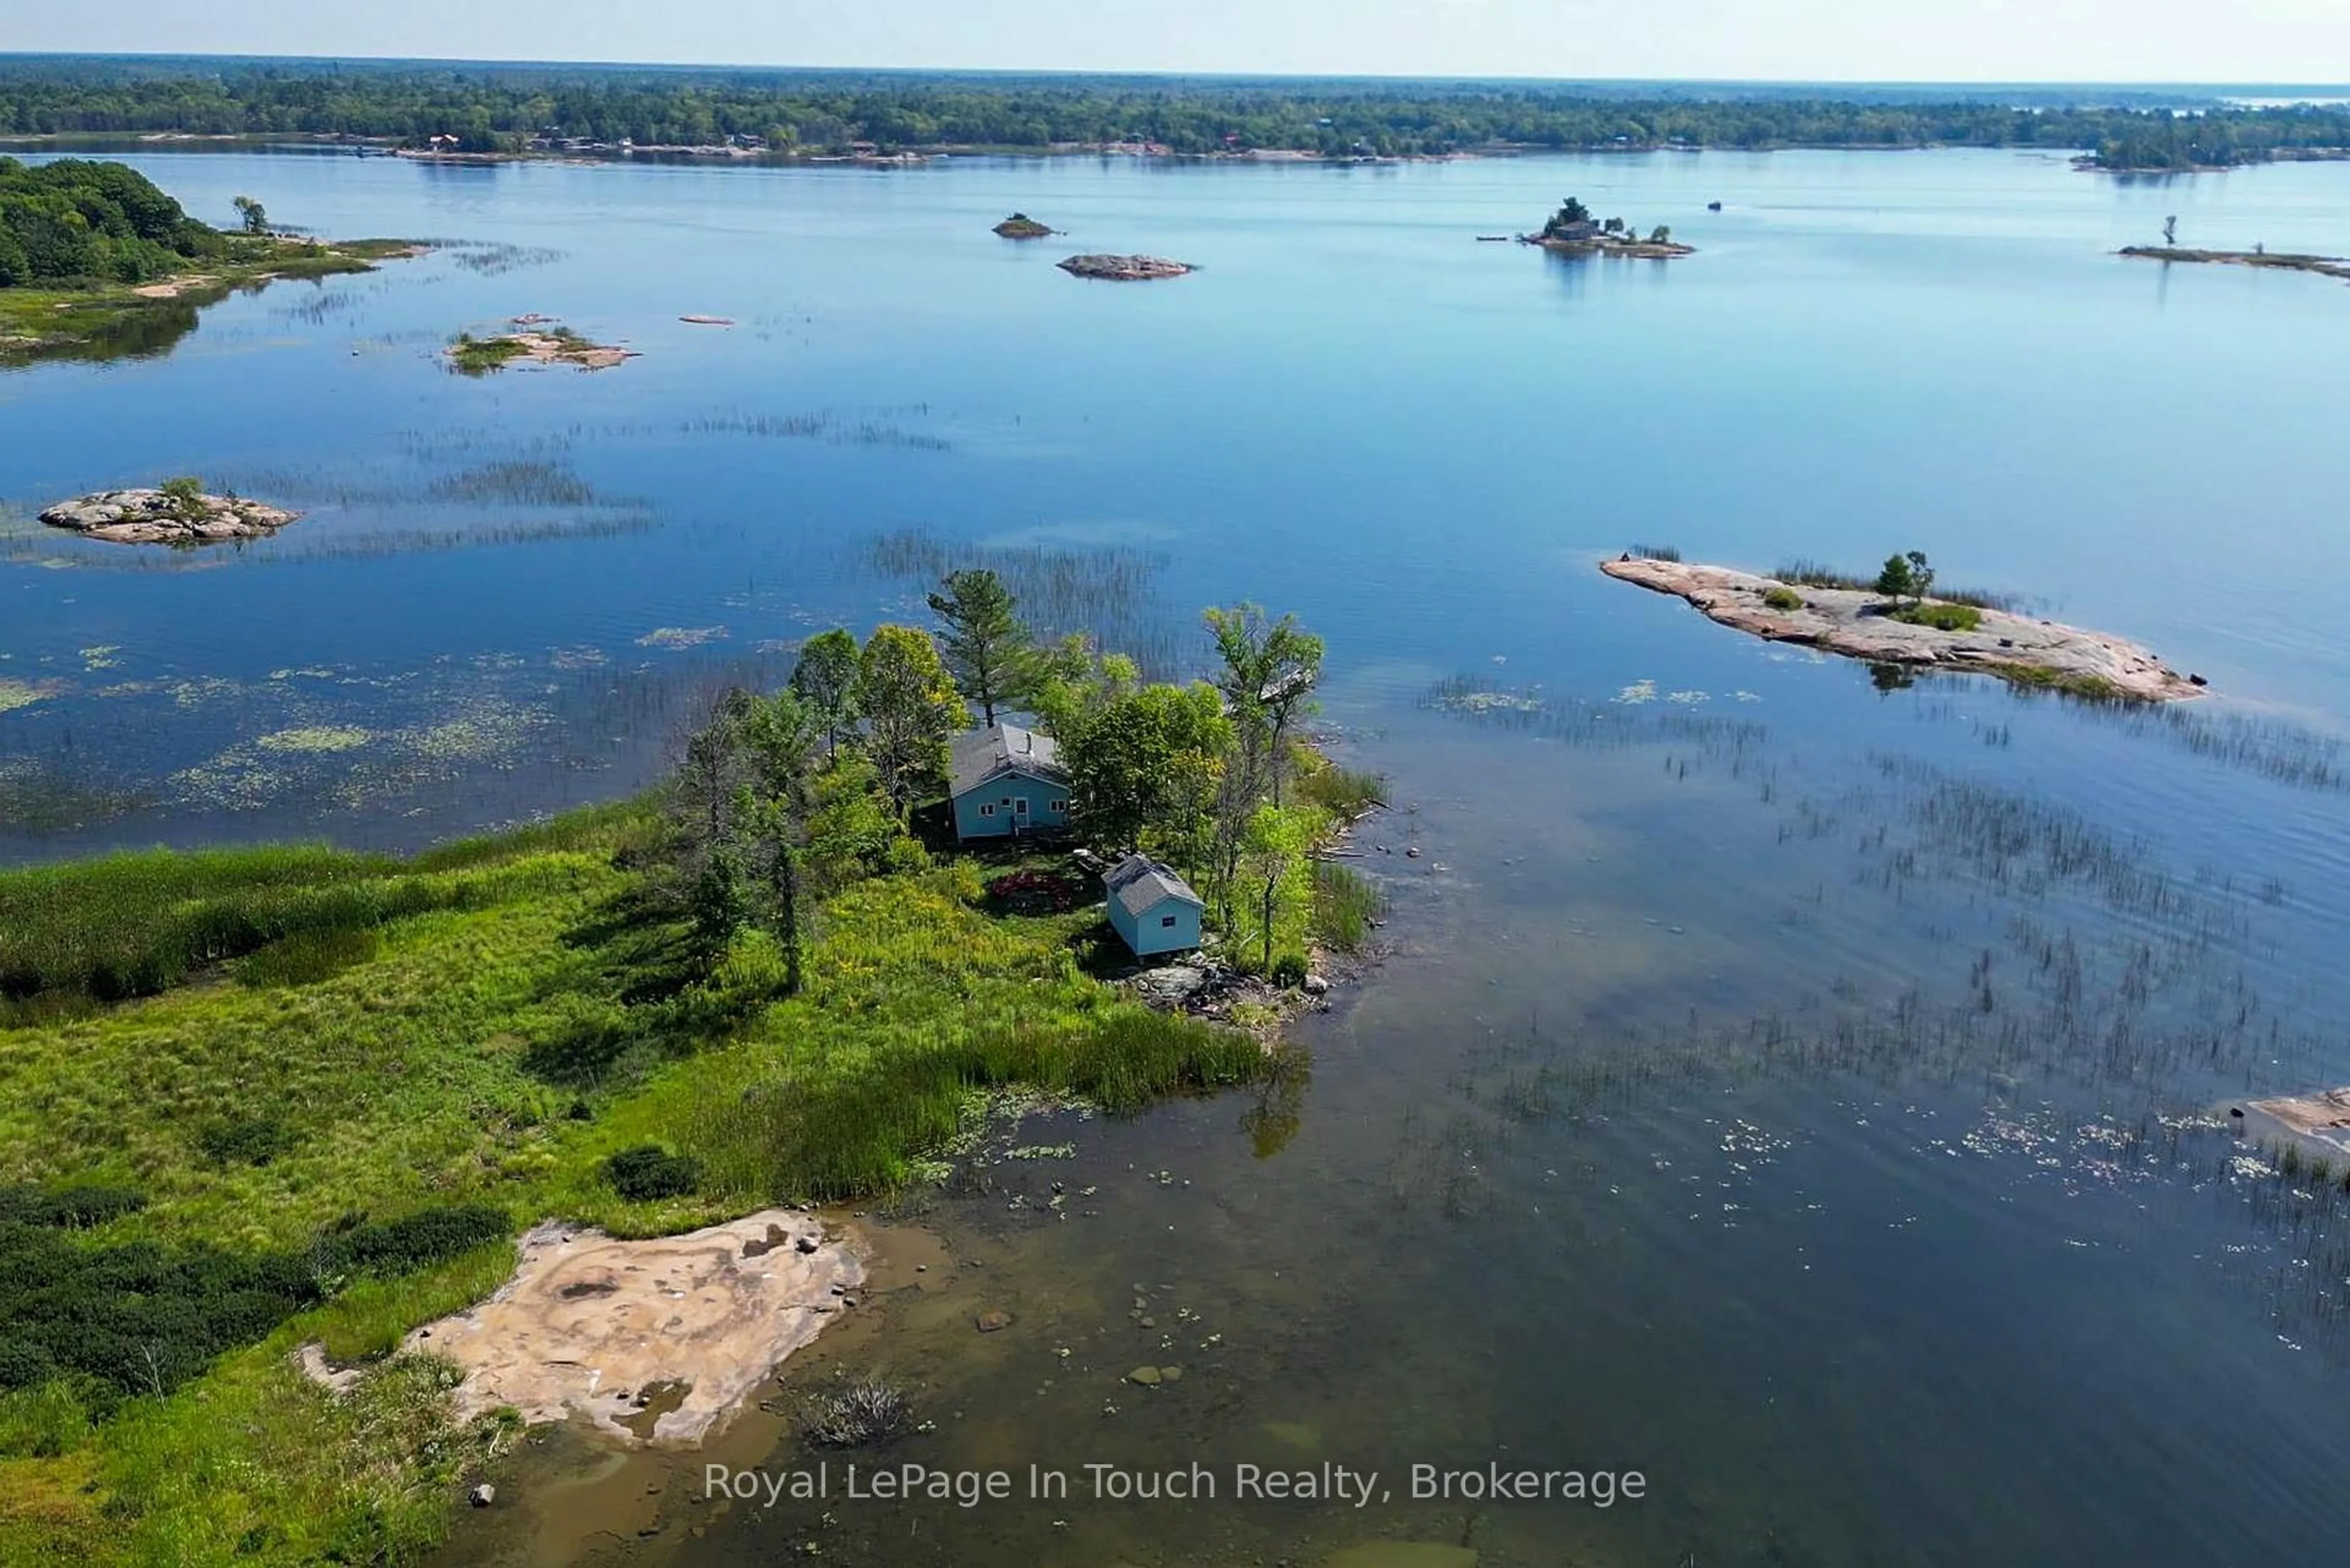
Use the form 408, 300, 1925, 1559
9, 146, 2350, 1567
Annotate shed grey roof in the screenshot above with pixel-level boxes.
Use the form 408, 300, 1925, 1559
949, 723, 1065, 798
1103, 853, 1204, 916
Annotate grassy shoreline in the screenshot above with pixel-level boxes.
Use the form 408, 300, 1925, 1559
0, 237, 419, 367
0, 794, 1265, 1566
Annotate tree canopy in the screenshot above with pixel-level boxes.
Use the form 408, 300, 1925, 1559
0, 156, 222, 286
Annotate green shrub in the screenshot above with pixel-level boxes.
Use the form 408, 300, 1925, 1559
1270, 952, 1309, 988
603, 1145, 702, 1201
316, 1204, 510, 1278
195, 1116, 297, 1168
1628, 543, 1682, 562
1890, 601, 1982, 632
237, 926, 379, 988
0, 1183, 148, 1229
1761, 585, 1805, 611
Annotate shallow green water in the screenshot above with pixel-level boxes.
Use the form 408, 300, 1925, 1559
8, 144, 2350, 1565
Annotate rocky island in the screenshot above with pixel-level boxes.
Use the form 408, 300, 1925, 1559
446, 321, 638, 373
1528, 196, 1694, 258
40, 485, 300, 545
2120, 244, 2350, 285
993, 212, 1055, 239
1602, 554, 2203, 702
1057, 253, 1194, 280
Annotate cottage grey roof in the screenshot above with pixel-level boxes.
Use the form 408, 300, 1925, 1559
949, 723, 1066, 797
1103, 853, 1204, 916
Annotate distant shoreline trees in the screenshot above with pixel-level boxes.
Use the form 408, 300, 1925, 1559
1, 69, 2342, 165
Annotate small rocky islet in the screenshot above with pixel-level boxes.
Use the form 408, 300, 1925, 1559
1057, 253, 1195, 280
993, 212, 1056, 239
39, 488, 301, 545
1602, 555, 2203, 702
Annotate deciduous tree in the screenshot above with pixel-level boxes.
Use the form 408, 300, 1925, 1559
789, 627, 860, 758
857, 625, 966, 814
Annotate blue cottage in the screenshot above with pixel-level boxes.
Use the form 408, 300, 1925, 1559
949, 723, 1071, 841
1103, 853, 1206, 957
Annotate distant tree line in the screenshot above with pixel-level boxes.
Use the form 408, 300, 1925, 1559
0, 64, 2343, 165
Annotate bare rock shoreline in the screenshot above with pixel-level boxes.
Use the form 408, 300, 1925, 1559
40, 488, 301, 545
302, 1209, 864, 1447
1600, 557, 2203, 702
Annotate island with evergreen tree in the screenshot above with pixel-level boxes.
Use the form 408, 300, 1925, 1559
1601, 550, 2202, 701
1526, 196, 1695, 258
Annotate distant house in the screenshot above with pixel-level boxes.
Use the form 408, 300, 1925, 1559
949, 723, 1070, 840
1546, 219, 1601, 243
1103, 854, 1205, 958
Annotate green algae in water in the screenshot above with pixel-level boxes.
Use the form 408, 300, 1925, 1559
0, 679, 50, 714
636, 625, 729, 650
255, 726, 373, 753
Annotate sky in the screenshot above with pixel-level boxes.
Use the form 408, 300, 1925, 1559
2, 0, 2348, 84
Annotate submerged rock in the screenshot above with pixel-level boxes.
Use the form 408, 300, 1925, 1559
40, 489, 301, 546
1058, 253, 1194, 281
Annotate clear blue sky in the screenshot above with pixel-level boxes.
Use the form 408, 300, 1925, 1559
2, 0, 2346, 84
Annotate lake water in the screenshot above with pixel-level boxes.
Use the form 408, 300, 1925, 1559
7, 145, 2350, 1566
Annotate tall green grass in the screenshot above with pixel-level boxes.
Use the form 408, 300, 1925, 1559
0, 800, 1265, 1564
1296, 761, 1388, 819
1312, 862, 1388, 952
0, 844, 411, 1003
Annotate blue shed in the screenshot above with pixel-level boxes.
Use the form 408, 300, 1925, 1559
949, 723, 1071, 841
1103, 853, 1206, 957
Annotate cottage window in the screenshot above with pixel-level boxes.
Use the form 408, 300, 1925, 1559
1014, 797, 1029, 815
1050, 799, 1067, 812
980, 803, 995, 817
1160, 914, 1177, 928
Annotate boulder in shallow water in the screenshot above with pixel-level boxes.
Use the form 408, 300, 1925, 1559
40, 488, 300, 546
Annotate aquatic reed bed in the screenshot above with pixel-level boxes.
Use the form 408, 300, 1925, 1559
864, 527, 1182, 674
687, 409, 953, 451
1311, 862, 1387, 952
424, 459, 598, 507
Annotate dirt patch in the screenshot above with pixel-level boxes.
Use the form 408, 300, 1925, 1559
332, 1209, 864, 1446
130, 275, 221, 299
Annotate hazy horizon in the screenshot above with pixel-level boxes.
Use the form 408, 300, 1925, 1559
0, 0, 2345, 88
6, 51, 2350, 94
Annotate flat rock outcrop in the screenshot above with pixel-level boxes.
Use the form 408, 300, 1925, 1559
335, 1209, 863, 1447
1058, 253, 1193, 280
1602, 556, 2202, 702
40, 489, 301, 545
